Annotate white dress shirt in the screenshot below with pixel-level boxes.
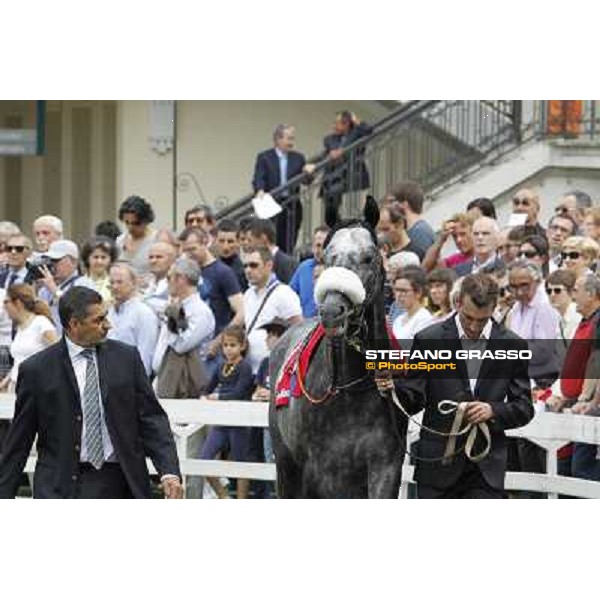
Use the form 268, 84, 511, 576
65, 336, 115, 463
454, 313, 493, 394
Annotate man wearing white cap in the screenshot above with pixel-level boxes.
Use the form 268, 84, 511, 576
38, 239, 96, 334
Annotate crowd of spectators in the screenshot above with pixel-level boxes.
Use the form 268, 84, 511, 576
2, 113, 600, 495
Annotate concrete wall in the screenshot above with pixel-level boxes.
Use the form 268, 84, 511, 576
424, 138, 600, 231
118, 100, 388, 230
0, 100, 389, 241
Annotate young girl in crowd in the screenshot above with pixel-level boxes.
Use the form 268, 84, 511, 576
200, 325, 255, 499
79, 235, 118, 304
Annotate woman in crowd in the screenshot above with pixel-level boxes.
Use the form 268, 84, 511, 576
560, 236, 599, 278
79, 235, 118, 304
518, 235, 550, 277
391, 267, 434, 345
0, 284, 58, 392
426, 268, 455, 320
116, 195, 158, 277
582, 206, 600, 243
546, 269, 580, 344
385, 251, 420, 325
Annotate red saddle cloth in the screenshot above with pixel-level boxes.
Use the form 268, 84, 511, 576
274, 322, 400, 408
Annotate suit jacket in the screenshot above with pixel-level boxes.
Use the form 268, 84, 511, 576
321, 122, 373, 197
397, 317, 534, 491
252, 148, 306, 198
273, 249, 297, 285
0, 338, 180, 498
454, 255, 504, 278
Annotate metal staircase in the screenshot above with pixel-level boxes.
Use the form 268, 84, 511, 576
216, 100, 599, 248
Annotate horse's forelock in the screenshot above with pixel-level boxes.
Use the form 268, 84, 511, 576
323, 220, 378, 251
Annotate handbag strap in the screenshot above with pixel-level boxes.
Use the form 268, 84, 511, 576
247, 282, 280, 335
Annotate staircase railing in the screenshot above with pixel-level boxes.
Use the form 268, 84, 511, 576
215, 100, 527, 249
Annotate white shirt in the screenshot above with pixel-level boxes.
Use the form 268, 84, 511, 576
9, 315, 56, 383
244, 276, 302, 373
0, 289, 12, 346
65, 336, 115, 463
108, 296, 159, 375
454, 313, 493, 394
392, 306, 434, 347
558, 302, 581, 342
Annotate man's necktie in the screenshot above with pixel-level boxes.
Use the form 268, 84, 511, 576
81, 348, 104, 469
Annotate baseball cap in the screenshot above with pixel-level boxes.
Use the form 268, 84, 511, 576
44, 239, 79, 261
259, 317, 289, 335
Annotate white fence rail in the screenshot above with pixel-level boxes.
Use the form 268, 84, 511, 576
1, 394, 600, 498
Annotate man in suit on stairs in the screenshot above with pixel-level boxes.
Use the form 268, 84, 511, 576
252, 124, 314, 253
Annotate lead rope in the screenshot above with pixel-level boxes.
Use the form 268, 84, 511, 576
389, 388, 491, 463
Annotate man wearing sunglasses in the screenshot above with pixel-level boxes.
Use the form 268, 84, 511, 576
547, 214, 577, 271
511, 188, 546, 238
554, 190, 592, 228
0, 234, 32, 289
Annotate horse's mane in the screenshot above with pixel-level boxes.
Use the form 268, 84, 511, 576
323, 218, 378, 250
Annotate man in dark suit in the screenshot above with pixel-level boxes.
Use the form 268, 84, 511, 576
0, 286, 183, 499
320, 111, 373, 226
381, 273, 534, 498
252, 124, 312, 253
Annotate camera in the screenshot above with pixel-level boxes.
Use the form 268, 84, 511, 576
25, 255, 57, 281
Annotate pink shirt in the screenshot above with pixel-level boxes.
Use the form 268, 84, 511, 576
443, 252, 471, 269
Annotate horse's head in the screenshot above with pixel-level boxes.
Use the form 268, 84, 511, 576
315, 197, 383, 338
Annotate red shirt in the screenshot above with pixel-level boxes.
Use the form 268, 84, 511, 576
560, 310, 599, 398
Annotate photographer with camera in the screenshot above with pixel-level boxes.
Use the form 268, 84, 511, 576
37, 240, 96, 334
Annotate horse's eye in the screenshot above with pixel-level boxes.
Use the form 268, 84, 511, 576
363, 255, 373, 264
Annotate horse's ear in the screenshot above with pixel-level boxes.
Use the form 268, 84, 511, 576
363, 195, 379, 229
325, 206, 338, 229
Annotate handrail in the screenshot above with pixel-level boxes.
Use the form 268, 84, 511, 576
216, 100, 440, 220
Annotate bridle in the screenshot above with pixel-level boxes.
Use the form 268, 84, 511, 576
300, 237, 384, 405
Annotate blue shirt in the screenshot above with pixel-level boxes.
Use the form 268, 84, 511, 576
289, 258, 317, 318
38, 274, 97, 336
275, 147, 288, 186
407, 219, 435, 258
206, 357, 255, 401
107, 296, 159, 375
197, 259, 241, 335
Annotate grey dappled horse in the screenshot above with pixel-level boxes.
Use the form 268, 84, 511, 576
268, 197, 407, 498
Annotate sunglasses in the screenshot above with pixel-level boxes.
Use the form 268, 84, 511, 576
512, 198, 530, 207
243, 262, 261, 269
561, 251, 581, 260
7, 245, 29, 253
518, 250, 538, 259
546, 286, 566, 295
